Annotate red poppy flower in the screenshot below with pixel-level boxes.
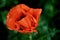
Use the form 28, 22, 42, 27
6, 4, 42, 34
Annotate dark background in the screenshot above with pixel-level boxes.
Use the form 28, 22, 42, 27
0, 0, 60, 40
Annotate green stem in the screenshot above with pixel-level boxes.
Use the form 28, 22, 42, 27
29, 34, 32, 40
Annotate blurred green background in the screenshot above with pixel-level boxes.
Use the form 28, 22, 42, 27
0, 0, 60, 40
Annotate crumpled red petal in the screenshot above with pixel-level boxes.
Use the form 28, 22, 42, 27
6, 4, 42, 34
